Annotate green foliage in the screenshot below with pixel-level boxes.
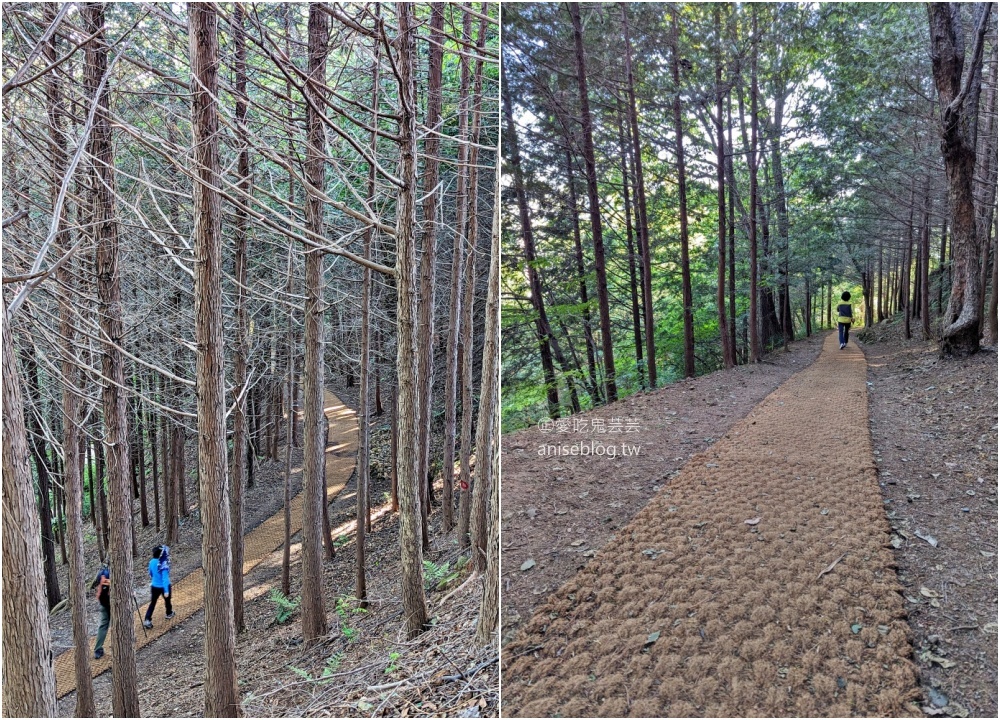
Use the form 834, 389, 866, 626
288, 652, 345, 684
268, 589, 300, 625
422, 559, 460, 591
384, 651, 401, 675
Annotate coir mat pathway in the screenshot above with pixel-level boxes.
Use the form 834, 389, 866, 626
54, 390, 357, 699
502, 333, 921, 717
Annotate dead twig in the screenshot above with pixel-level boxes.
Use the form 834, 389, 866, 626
817, 552, 847, 580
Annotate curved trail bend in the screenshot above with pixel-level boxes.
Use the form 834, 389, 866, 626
54, 389, 357, 699
503, 334, 920, 717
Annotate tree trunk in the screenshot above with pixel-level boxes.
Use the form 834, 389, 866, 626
622, 4, 656, 387
356, 29, 380, 609
135, 397, 149, 527
394, 3, 430, 638
442, 19, 468, 532
501, 57, 560, 418
300, 3, 330, 643
568, 146, 603, 401
928, 2, 992, 355
416, 4, 445, 548
41, 15, 88, 705
748, 8, 761, 362
189, 4, 240, 714
726, 90, 738, 362
571, 2, 617, 401
921, 176, 933, 339
22, 349, 61, 608
86, 3, 139, 712
3, 301, 57, 719
229, 1, 250, 636
713, 6, 734, 369
615, 120, 644, 390
473, 164, 500, 606
147, 382, 161, 532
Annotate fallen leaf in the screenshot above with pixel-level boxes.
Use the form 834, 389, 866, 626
915, 531, 939, 547
851, 623, 863, 634
919, 586, 940, 598
520, 559, 536, 571
555, 509, 568, 515
744, 517, 761, 525
582, 549, 596, 557
820, 508, 830, 516
981, 622, 997, 634
570, 540, 586, 547
980, 550, 994, 557
890, 536, 903, 549
921, 651, 956, 669
644, 630, 660, 646
944, 703, 969, 718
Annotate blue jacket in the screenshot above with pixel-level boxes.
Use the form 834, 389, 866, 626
148, 557, 170, 589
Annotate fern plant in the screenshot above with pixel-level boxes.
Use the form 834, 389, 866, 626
269, 589, 300, 624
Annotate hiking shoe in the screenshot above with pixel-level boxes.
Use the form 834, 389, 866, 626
143, 620, 153, 629
165, 612, 175, 620
94, 648, 104, 660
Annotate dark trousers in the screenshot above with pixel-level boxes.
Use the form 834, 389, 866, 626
94, 604, 110, 653
144, 585, 172, 620
838, 323, 850, 345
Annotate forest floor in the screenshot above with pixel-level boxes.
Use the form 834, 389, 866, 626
858, 318, 998, 718
54, 383, 498, 718
502, 333, 920, 717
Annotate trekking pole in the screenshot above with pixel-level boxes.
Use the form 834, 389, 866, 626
132, 590, 148, 639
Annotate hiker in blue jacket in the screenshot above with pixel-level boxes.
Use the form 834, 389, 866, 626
143, 544, 174, 628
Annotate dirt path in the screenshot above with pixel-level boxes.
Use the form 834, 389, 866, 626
503, 333, 921, 717
53, 390, 357, 699
501, 336, 824, 642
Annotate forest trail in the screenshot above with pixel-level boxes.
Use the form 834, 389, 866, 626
503, 333, 921, 717
53, 390, 357, 699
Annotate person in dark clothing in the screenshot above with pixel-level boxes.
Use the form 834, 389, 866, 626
837, 291, 854, 349
90, 565, 111, 659
143, 545, 173, 628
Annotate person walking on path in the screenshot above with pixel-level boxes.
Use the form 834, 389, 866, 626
143, 545, 173, 628
837, 291, 854, 349
89, 564, 111, 659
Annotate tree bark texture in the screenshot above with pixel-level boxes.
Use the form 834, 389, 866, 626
189, 4, 240, 714
394, 2, 429, 639
85, 3, 140, 713
416, 3, 444, 547
2, 303, 57, 719
928, 2, 992, 355
474, 165, 501, 640
301, 2, 330, 643
46, 4, 94, 706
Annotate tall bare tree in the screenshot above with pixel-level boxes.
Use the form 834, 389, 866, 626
189, 4, 240, 714
301, 2, 331, 643
394, 1, 430, 639
85, 4, 140, 714
474, 164, 501, 642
